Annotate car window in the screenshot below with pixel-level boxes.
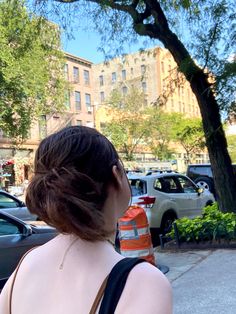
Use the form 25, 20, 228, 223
161, 177, 179, 193
0, 194, 19, 209
177, 176, 197, 193
129, 179, 147, 196
0, 218, 21, 235
188, 166, 212, 177
153, 179, 163, 191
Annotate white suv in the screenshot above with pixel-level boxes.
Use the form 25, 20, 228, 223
128, 172, 215, 241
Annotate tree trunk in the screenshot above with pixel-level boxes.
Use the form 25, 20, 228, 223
159, 36, 236, 212
189, 71, 236, 212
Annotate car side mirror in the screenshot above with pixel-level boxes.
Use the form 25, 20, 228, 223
19, 201, 25, 207
22, 224, 32, 237
197, 187, 204, 195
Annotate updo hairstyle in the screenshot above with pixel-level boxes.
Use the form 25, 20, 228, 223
26, 126, 122, 241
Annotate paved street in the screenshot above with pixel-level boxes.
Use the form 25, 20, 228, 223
154, 249, 236, 314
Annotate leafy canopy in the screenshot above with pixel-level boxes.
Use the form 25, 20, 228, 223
102, 87, 149, 161
0, 0, 67, 141
174, 116, 205, 161
144, 108, 183, 160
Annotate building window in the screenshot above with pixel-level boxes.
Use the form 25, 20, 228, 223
141, 64, 146, 75
122, 69, 126, 80
142, 81, 147, 93
168, 64, 171, 72
64, 64, 69, 79
99, 75, 104, 86
84, 70, 90, 85
100, 91, 105, 102
73, 67, 79, 82
77, 120, 82, 126
75, 91, 81, 111
112, 72, 116, 83
64, 90, 70, 109
85, 93, 92, 112
130, 67, 134, 75
122, 86, 128, 95
178, 101, 181, 112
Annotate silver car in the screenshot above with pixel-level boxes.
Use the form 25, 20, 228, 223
0, 211, 57, 289
128, 172, 215, 243
0, 190, 37, 221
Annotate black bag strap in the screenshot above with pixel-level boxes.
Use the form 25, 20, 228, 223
98, 258, 146, 314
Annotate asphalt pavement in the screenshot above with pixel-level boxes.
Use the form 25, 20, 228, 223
154, 248, 236, 314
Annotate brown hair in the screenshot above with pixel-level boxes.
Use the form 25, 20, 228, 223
26, 126, 121, 241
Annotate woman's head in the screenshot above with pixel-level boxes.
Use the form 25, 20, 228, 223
26, 126, 130, 241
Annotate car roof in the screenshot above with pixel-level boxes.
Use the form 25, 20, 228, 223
128, 172, 183, 180
187, 164, 211, 167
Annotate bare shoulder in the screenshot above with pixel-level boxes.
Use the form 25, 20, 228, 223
15, 235, 60, 274
116, 261, 173, 314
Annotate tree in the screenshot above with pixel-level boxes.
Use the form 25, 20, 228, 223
174, 117, 205, 164
145, 108, 182, 161
102, 88, 149, 161
34, 0, 236, 212
0, 0, 67, 141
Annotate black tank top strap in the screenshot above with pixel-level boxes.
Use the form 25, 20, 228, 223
98, 257, 146, 314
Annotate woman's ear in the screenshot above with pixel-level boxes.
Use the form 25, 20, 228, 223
111, 165, 123, 189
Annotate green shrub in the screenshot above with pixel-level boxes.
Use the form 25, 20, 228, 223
167, 203, 236, 243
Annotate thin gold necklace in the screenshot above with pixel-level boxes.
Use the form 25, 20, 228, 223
59, 237, 79, 270
59, 237, 115, 270
107, 239, 115, 247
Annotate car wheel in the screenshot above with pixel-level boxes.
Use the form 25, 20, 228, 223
205, 200, 213, 207
160, 212, 177, 235
195, 177, 214, 193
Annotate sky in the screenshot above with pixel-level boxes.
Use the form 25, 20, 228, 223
62, 28, 159, 65
62, 30, 104, 64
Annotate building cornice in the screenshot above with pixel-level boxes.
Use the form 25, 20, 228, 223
64, 51, 93, 68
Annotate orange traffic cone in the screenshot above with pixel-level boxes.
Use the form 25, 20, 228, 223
118, 205, 156, 265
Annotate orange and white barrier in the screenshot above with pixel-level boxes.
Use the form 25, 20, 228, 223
118, 205, 156, 265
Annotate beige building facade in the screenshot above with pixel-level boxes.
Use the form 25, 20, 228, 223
92, 47, 207, 170
0, 52, 95, 187
92, 47, 200, 127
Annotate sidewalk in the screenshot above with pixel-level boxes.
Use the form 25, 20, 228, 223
154, 248, 236, 314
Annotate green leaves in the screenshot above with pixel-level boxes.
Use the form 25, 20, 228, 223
102, 87, 149, 161
0, 0, 66, 141
168, 203, 236, 243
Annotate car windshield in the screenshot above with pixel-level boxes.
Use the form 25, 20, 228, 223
129, 179, 147, 196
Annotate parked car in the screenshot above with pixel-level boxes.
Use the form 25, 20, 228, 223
0, 211, 57, 289
128, 172, 215, 244
0, 190, 37, 221
186, 163, 236, 194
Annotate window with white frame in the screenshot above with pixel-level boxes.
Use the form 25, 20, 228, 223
122, 69, 126, 80
99, 75, 104, 86
73, 67, 79, 82
100, 91, 105, 102
85, 93, 92, 112
112, 72, 116, 83
84, 70, 90, 85
75, 91, 81, 111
